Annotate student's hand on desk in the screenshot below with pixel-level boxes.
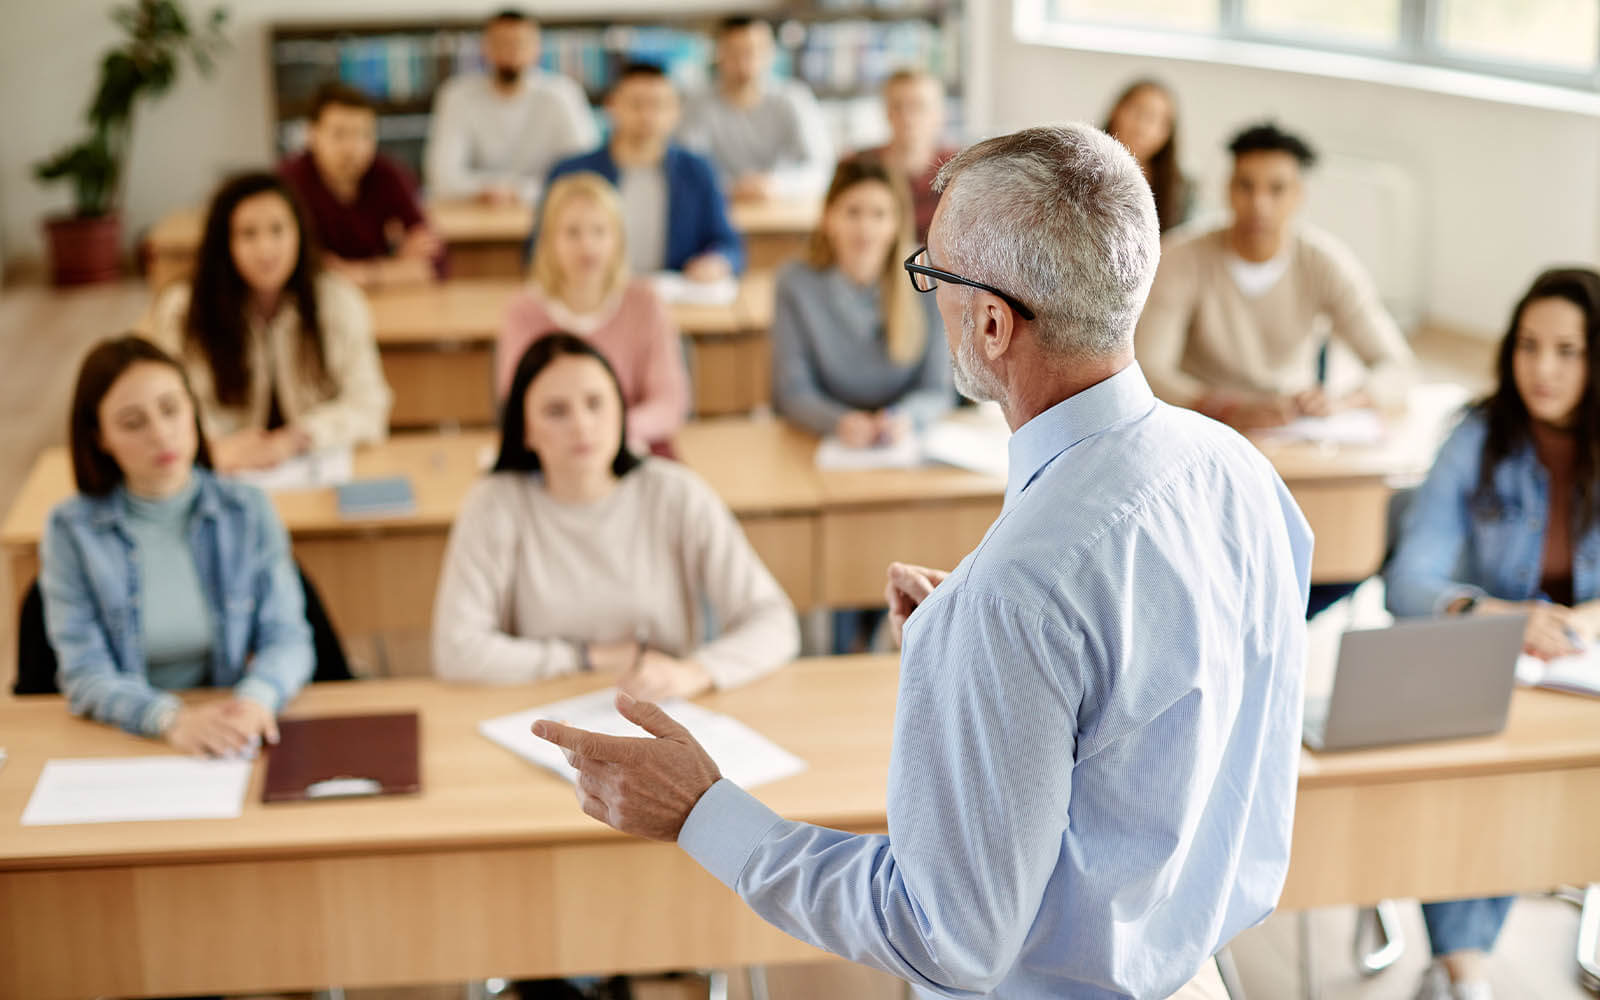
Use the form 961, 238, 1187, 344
165, 700, 271, 757
398, 226, 443, 261
533, 692, 722, 841
1292, 388, 1333, 418
731, 174, 776, 202
1206, 394, 1298, 431
683, 253, 733, 283
213, 430, 297, 472
875, 411, 912, 444
477, 183, 520, 206
1471, 597, 1586, 660
885, 562, 950, 649
836, 411, 880, 448
618, 652, 713, 702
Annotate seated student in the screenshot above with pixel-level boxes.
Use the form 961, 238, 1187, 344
499, 173, 689, 452
424, 9, 597, 206
1102, 78, 1191, 233
771, 156, 951, 446
1384, 267, 1600, 1000
1135, 122, 1414, 431
547, 61, 744, 281
148, 172, 392, 473
857, 67, 957, 244
678, 16, 833, 202
39, 335, 312, 753
280, 82, 441, 288
434, 332, 798, 697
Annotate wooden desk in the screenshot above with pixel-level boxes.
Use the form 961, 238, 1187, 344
729, 198, 818, 270
369, 274, 778, 428
0, 657, 896, 998
4, 657, 1598, 997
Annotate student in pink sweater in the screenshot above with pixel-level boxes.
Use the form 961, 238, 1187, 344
498, 172, 690, 452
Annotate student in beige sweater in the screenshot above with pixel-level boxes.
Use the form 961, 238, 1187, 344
1135, 123, 1414, 431
432, 332, 798, 699
147, 172, 392, 473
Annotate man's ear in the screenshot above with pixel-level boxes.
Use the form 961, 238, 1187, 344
980, 293, 1016, 362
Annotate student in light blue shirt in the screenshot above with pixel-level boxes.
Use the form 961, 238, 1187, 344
1384, 266, 1600, 1000
536, 125, 1313, 1000
39, 336, 312, 756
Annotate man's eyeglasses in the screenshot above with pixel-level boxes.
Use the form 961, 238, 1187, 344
903, 246, 1037, 322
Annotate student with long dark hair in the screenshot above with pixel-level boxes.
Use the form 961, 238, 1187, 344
433, 333, 797, 698
1102, 79, 1191, 234
39, 336, 312, 753
1385, 266, 1600, 1000
148, 171, 392, 472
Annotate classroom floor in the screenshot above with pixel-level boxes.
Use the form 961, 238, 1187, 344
2, 280, 1591, 1000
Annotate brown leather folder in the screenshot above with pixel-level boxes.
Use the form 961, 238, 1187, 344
262, 712, 421, 803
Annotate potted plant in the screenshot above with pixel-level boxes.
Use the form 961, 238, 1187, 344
33, 0, 227, 285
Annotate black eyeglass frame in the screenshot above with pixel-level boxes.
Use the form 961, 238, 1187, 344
902, 246, 1037, 322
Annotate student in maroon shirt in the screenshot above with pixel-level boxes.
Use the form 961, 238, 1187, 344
279, 82, 441, 287
858, 68, 958, 244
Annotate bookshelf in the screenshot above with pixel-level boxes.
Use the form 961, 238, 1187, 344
268, 3, 966, 181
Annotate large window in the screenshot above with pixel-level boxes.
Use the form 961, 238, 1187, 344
1046, 0, 1600, 89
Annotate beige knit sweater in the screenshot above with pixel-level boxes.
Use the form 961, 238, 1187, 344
431, 459, 800, 687
1134, 225, 1414, 408
148, 273, 392, 451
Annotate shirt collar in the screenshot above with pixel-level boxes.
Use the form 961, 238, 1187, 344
1005, 361, 1156, 508
93, 469, 223, 532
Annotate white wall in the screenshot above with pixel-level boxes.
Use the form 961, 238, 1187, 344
0, 0, 755, 271
981, 2, 1600, 336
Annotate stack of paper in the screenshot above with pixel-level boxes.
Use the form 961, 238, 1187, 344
814, 434, 922, 470
650, 273, 739, 307
921, 420, 1009, 479
21, 757, 254, 826
1260, 409, 1386, 447
480, 689, 806, 790
1516, 649, 1600, 697
233, 447, 354, 492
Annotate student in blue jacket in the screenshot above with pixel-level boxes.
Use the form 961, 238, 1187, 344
39, 336, 312, 756
1384, 266, 1600, 1000
540, 61, 744, 281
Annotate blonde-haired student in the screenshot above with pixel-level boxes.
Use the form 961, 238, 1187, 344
770, 156, 951, 447
497, 171, 689, 452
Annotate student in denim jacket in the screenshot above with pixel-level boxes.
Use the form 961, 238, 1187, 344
1384, 267, 1600, 1000
39, 336, 313, 757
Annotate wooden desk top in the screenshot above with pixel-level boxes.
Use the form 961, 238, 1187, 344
428, 198, 534, 242
1, 433, 496, 549
5, 651, 1597, 873
369, 273, 778, 346
729, 198, 821, 235
0, 655, 899, 871
676, 418, 822, 514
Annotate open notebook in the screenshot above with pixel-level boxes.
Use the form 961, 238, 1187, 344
1516, 648, 1600, 697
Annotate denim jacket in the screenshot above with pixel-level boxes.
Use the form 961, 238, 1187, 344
1385, 409, 1600, 617
39, 469, 313, 736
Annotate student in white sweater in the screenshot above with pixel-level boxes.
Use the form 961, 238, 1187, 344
432, 332, 798, 698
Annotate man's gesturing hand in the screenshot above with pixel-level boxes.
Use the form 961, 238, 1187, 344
885, 562, 949, 649
531, 692, 723, 841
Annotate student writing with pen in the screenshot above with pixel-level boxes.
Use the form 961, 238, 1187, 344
1383, 267, 1600, 1000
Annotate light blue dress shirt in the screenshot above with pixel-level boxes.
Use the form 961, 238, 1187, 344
679, 362, 1313, 999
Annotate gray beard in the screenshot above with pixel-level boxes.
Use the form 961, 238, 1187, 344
951, 305, 1005, 403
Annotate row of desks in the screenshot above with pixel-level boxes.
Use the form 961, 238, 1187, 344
3, 656, 1597, 996
146, 198, 819, 289
1, 407, 1449, 645
372, 273, 778, 425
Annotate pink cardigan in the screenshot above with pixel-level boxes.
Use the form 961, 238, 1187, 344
497, 279, 690, 447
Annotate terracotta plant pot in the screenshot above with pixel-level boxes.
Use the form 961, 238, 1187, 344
42, 213, 123, 286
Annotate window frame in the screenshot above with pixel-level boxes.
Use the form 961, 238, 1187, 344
1038, 0, 1600, 92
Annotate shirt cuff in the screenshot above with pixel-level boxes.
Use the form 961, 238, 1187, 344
677, 778, 785, 891
234, 676, 284, 713
141, 691, 183, 738
1432, 583, 1488, 616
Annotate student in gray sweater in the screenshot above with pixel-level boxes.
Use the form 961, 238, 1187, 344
770, 157, 953, 447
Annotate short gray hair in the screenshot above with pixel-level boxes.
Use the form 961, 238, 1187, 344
934, 124, 1160, 358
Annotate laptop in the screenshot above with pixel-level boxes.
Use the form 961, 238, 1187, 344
1303, 614, 1527, 752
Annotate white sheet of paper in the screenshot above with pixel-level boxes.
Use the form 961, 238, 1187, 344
650, 272, 739, 307
480, 689, 806, 790
1516, 648, 1600, 696
921, 420, 1009, 479
232, 447, 354, 492
814, 434, 922, 470
1260, 409, 1386, 446
21, 757, 253, 826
